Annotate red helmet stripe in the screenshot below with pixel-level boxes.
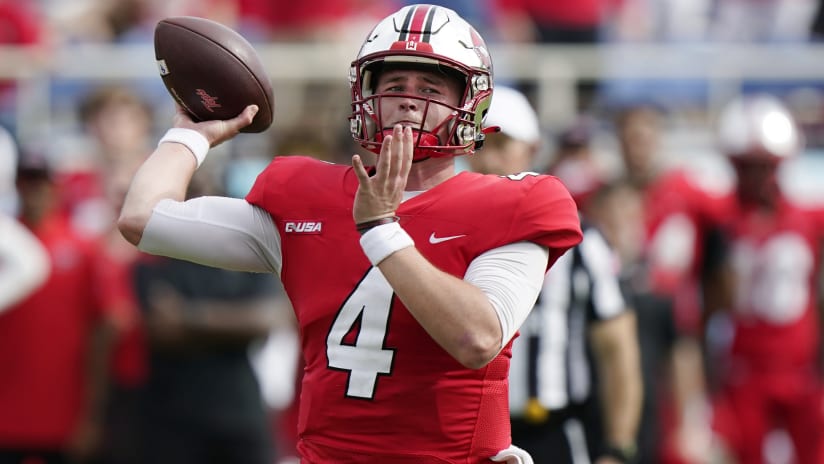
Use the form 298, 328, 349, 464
403, 5, 435, 43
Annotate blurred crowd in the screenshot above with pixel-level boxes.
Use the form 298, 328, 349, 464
3, 1, 824, 464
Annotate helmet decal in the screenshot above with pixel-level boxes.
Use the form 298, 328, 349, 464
469, 27, 491, 70
397, 4, 437, 43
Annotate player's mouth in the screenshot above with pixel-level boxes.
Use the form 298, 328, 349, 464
385, 120, 422, 129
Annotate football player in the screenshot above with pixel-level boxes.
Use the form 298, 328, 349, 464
702, 94, 824, 464
118, 5, 582, 463
614, 105, 728, 463
0, 126, 49, 312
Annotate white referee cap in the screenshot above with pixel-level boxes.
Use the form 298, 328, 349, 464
484, 86, 541, 144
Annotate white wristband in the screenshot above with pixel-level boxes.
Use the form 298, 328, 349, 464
158, 128, 210, 168
359, 221, 415, 266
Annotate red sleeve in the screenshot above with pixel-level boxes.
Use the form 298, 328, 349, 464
520, 176, 583, 268
434, 172, 582, 272
246, 156, 355, 219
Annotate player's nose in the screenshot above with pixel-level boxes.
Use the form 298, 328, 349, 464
395, 95, 420, 112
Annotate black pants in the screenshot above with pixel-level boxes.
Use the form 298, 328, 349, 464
139, 412, 273, 464
0, 449, 69, 464
511, 402, 603, 464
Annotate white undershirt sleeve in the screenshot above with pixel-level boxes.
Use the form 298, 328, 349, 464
139, 195, 549, 349
580, 228, 626, 320
0, 215, 50, 313
138, 196, 282, 274
464, 241, 549, 349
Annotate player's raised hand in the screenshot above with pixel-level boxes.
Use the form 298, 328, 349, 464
352, 125, 413, 224
172, 104, 259, 148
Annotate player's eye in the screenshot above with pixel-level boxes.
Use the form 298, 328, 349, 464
379, 84, 405, 93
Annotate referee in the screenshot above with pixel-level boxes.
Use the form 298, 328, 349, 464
469, 86, 643, 464
509, 222, 642, 464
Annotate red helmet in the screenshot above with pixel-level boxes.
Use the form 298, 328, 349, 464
349, 4, 494, 161
717, 93, 803, 161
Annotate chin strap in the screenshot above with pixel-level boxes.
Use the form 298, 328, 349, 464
375, 125, 498, 160
482, 125, 501, 135
377, 128, 442, 161
377, 128, 440, 146
472, 125, 500, 151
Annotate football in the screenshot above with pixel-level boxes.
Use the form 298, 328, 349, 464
154, 16, 274, 133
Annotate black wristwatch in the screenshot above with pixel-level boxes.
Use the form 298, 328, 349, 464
602, 444, 638, 463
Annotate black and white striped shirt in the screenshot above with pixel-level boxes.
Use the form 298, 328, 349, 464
510, 224, 627, 414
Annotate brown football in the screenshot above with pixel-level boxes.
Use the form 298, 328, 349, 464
154, 16, 274, 133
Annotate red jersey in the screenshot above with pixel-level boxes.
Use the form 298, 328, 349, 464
246, 156, 581, 463
707, 195, 824, 464
643, 168, 729, 334
0, 214, 106, 447
720, 196, 824, 370
92, 243, 147, 387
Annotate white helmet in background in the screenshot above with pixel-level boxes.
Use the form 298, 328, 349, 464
349, 4, 494, 160
717, 93, 803, 161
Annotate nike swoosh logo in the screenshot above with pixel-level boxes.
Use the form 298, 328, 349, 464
429, 233, 466, 244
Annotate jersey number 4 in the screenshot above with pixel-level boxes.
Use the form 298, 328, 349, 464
326, 267, 396, 399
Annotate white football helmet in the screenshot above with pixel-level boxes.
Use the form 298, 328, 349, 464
717, 93, 803, 161
349, 4, 494, 161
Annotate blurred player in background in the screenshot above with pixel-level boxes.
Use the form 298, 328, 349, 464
58, 85, 157, 238
544, 115, 608, 212
469, 86, 642, 464
0, 125, 49, 312
133, 168, 284, 464
0, 153, 117, 464
0, 213, 50, 310
58, 85, 158, 464
700, 94, 824, 464
612, 105, 727, 463
117, 4, 582, 463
